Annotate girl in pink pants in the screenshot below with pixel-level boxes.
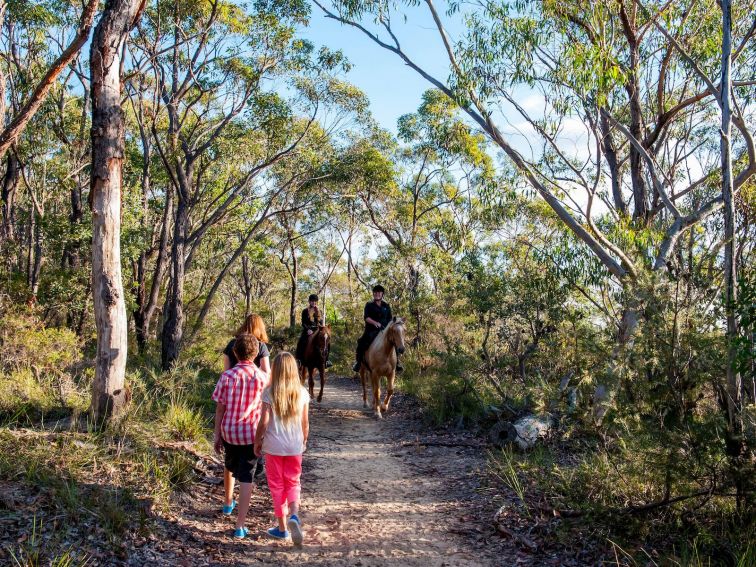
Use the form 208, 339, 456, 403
254, 352, 309, 546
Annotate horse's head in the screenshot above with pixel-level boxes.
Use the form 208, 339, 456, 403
315, 324, 331, 360
386, 317, 406, 355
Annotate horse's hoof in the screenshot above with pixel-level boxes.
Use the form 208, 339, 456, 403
363, 402, 367, 409
374, 411, 382, 420
317, 395, 323, 403
380, 404, 388, 412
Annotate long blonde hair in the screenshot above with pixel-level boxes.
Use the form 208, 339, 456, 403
268, 352, 303, 426
235, 313, 269, 343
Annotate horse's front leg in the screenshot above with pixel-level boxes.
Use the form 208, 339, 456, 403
308, 368, 315, 399
317, 365, 325, 403
372, 375, 382, 419
360, 368, 368, 408
381, 372, 395, 413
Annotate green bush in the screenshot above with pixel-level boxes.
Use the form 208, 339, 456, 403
162, 400, 207, 442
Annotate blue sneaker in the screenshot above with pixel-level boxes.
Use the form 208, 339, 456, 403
266, 526, 290, 540
234, 527, 248, 539
222, 500, 236, 515
287, 514, 303, 546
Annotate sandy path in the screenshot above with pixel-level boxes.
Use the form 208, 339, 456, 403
133, 375, 506, 566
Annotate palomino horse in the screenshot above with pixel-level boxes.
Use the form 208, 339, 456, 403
360, 317, 406, 418
300, 324, 331, 403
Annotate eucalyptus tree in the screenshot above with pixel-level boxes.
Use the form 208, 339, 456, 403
350, 90, 494, 342
89, 0, 146, 422
0, 0, 100, 162
128, 0, 317, 369
315, 0, 756, 422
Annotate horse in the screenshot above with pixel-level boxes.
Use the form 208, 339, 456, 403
359, 317, 406, 419
299, 324, 331, 403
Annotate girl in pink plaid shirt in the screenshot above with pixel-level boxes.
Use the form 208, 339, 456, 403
212, 333, 265, 539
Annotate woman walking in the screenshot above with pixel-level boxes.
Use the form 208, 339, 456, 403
223, 313, 271, 376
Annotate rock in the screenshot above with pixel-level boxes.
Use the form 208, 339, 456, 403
490, 414, 555, 450
510, 414, 554, 450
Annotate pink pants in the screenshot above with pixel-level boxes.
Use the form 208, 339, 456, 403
265, 454, 302, 517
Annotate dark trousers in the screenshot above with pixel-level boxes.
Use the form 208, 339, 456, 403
355, 329, 380, 363
295, 331, 309, 361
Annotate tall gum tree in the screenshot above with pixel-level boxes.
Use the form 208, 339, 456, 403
315, 0, 756, 422
90, 0, 146, 422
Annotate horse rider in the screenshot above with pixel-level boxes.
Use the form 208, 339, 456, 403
295, 293, 332, 367
352, 284, 403, 373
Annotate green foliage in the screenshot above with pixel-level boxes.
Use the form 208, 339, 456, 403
163, 400, 208, 442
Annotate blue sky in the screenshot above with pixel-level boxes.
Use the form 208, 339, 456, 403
299, 4, 462, 133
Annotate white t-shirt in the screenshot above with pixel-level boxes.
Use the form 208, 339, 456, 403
261, 386, 310, 456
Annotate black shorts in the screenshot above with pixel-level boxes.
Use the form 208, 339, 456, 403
223, 440, 258, 484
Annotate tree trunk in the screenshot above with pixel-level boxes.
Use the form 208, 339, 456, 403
137, 185, 172, 348
62, 178, 84, 269
719, 0, 747, 507
408, 264, 422, 345
288, 238, 298, 328
161, 196, 188, 370
242, 254, 252, 317
1, 152, 19, 241
89, 0, 144, 423
593, 306, 640, 425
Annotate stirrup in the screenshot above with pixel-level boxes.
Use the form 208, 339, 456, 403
352, 361, 360, 372
396, 364, 404, 373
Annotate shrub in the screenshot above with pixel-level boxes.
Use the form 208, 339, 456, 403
162, 400, 207, 442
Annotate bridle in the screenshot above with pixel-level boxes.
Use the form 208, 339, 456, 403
315, 326, 330, 362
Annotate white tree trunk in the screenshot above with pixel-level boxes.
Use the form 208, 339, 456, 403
90, 0, 144, 422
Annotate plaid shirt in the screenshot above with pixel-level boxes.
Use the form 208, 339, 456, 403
211, 361, 264, 445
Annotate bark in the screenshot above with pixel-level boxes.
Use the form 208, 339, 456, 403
90, 0, 145, 423
599, 113, 626, 216
61, 179, 84, 269
620, 14, 649, 222
593, 307, 640, 424
288, 240, 298, 328
161, 196, 188, 370
1, 152, 19, 240
242, 254, 252, 317
0, 0, 101, 159
719, 0, 747, 507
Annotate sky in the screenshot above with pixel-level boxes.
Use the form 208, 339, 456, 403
299, 4, 463, 134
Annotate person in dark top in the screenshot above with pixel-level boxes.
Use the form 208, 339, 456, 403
295, 294, 332, 367
223, 314, 271, 376
352, 284, 403, 373
222, 314, 271, 481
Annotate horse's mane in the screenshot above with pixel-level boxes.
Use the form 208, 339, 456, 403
371, 318, 404, 353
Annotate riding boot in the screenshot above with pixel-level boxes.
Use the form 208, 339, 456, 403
325, 360, 333, 368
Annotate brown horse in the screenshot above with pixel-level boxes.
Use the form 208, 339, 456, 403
360, 317, 406, 418
300, 324, 331, 403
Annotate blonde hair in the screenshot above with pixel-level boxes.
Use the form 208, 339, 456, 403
268, 352, 303, 426
235, 313, 269, 343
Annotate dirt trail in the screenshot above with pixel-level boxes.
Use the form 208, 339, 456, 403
133, 375, 509, 566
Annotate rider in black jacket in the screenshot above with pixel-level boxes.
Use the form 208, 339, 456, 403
352, 284, 403, 373
295, 294, 332, 367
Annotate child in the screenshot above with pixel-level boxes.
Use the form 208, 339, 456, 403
254, 352, 309, 546
212, 333, 265, 539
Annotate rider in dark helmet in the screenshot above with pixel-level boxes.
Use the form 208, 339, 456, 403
352, 284, 403, 373
296, 293, 332, 367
